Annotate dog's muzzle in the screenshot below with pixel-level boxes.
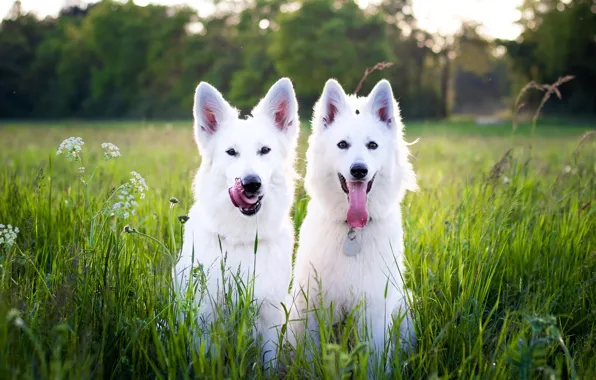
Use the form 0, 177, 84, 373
228, 176, 264, 216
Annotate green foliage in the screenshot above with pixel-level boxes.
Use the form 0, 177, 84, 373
1, 0, 595, 119
269, 0, 390, 103
0, 121, 594, 378
0, 0, 449, 119
504, 0, 596, 115
450, 22, 511, 115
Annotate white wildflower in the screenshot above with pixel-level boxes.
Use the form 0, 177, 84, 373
56, 137, 84, 162
564, 165, 571, 173
106, 171, 149, 220
78, 167, 85, 174
101, 142, 121, 161
13, 316, 24, 327
130, 171, 148, 195
503, 176, 510, 184
7, 308, 21, 323
0, 224, 19, 249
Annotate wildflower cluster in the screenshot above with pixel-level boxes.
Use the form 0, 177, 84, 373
0, 224, 19, 249
109, 172, 149, 219
101, 142, 121, 161
130, 171, 149, 199
55, 138, 149, 221
56, 137, 85, 162
564, 165, 577, 175
6, 309, 24, 328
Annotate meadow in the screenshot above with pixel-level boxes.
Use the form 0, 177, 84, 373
0, 119, 594, 379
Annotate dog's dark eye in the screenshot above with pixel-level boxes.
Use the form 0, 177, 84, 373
337, 140, 350, 150
226, 148, 238, 156
259, 146, 271, 155
367, 141, 378, 150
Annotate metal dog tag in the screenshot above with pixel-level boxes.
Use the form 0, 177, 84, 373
343, 228, 362, 257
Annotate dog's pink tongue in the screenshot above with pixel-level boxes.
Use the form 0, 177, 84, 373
347, 181, 368, 228
228, 178, 258, 209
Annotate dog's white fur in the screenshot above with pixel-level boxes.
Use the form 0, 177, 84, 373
289, 79, 417, 366
173, 78, 299, 367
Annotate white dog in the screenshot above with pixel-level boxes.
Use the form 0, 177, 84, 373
173, 78, 299, 368
289, 79, 417, 369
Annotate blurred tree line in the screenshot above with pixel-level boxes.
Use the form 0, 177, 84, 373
500, 0, 596, 116
0, 0, 594, 120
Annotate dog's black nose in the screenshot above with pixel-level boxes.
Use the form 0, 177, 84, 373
350, 163, 368, 179
241, 174, 262, 194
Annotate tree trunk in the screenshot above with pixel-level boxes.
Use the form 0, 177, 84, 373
439, 51, 451, 119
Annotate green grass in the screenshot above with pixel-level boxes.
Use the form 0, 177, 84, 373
0, 120, 594, 379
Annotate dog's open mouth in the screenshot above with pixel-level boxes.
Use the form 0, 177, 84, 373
239, 201, 262, 216
228, 179, 264, 216
338, 173, 375, 229
338, 174, 374, 195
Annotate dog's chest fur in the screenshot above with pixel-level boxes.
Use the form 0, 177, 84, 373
176, 206, 293, 307
294, 202, 405, 313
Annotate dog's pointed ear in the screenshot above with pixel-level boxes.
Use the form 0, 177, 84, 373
367, 79, 397, 127
258, 77, 299, 135
193, 82, 234, 146
315, 79, 347, 128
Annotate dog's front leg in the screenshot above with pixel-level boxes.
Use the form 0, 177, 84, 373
256, 301, 281, 371
361, 308, 392, 378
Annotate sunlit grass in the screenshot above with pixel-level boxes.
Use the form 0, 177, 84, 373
0, 120, 594, 378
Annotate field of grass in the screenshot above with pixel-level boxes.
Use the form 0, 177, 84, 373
0, 119, 594, 379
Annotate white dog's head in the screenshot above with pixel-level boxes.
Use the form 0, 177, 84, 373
305, 79, 416, 228
192, 78, 299, 219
